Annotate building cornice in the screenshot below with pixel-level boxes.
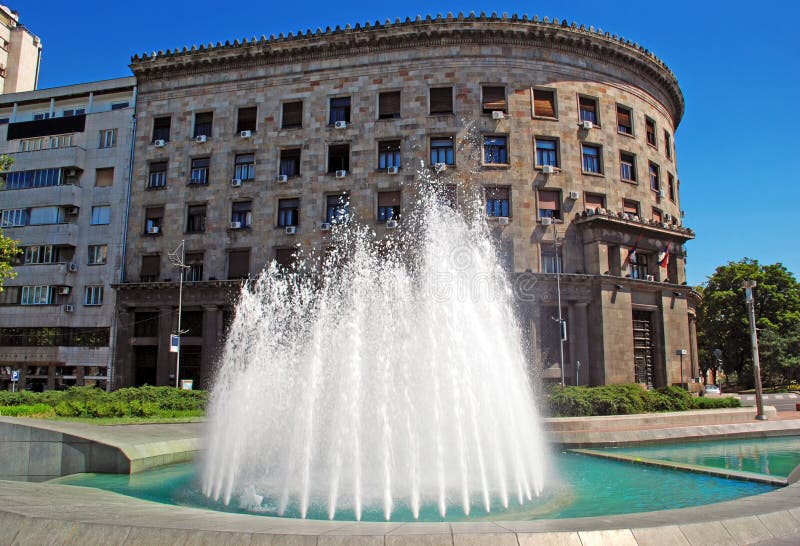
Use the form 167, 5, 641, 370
129, 12, 684, 126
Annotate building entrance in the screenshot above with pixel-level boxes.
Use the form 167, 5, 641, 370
632, 310, 654, 388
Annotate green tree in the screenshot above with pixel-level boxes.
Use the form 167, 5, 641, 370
697, 259, 800, 387
0, 154, 20, 290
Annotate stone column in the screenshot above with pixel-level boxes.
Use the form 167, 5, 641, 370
113, 307, 132, 388
688, 314, 699, 382
201, 305, 221, 388
157, 306, 174, 386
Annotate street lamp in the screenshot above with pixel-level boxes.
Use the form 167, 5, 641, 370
551, 220, 566, 386
676, 349, 687, 389
168, 240, 190, 389
742, 280, 767, 420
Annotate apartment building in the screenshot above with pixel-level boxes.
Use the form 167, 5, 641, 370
0, 5, 41, 94
115, 14, 698, 390
0, 77, 135, 390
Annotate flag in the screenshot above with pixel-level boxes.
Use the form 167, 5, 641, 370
625, 234, 644, 264
658, 243, 671, 268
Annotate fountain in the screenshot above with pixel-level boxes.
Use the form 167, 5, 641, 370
201, 181, 549, 521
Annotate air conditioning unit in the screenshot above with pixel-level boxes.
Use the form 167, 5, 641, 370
334, 120, 347, 129
63, 304, 74, 313
195, 135, 208, 143
230, 178, 242, 187
491, 110, 505, 120
631, 215, 640, 222
285, 226, 297, 235
230, 221, 242, 229
569, 191, 580, 200
597, 208, 607, 215
387, 166, 399, 175
664, 213, 672, 222
240, 130, 252, 138
646, 275, 655, 282
386, 220, 398, 229
541, 217, 553, 226
319, 222, 332, 231
67, 206, 79, 216
581, 120, 594, 130
154, 139, 166, 147
59, 286, 71, 295
542, 165, 555, 174
67, 263, 78, 273
276, 174, 288, 183
497, 216, 510, 225
433, 162, 446, 173
147, 226, 160, 234
658, 189, 666, 198
335, 170, 347, 178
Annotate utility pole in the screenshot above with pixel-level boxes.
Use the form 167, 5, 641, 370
168, 241, 190, 389
742, 280, 767, 420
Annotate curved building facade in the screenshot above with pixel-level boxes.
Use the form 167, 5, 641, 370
115, 14, 698, 389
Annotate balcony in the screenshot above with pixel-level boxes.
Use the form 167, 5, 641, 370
1, 182, 82, 208
13, 222, 80, 245
574, 208, 695, 242
6, 145, 87, 172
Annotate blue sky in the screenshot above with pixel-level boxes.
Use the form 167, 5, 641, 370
17, 0, 799, 286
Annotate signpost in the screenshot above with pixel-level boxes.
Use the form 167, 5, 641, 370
10, 370, 19, 393
676, 349, 687, 388
742, 280, 767, 420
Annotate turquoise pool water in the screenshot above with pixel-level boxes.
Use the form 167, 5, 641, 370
612, 435, 800, 478
57, 449, 776, 522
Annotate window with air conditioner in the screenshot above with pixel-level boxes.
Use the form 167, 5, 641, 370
327, 144, 350, 174
281, 101, 303, 129
190, 157, 210, 184
378, 191, 401, 222
234, 154, 255, 181
145, 206, 164, 234
579, 96, 599, 125
30, 206, 65, 226
538, 190, 561, 220
21, 285, 53, 305
541, 244, 562, 273
535, 137, 559, 168
274, 248, 297, 270
193, 112, 213, 138
430, 136, 455, 166
231, 201, 252, 228
277, 198, 299, 227
326, 194, 350, 224
481, 85, 507, 114
152, 116, 171, 143
485, 186, 510, 217
280, 148, 301, 177
378, 140, 401, 169
329, 97, 351, 125
236, 106, 257, 133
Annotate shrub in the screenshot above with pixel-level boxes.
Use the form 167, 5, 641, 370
0, 404, 54, 417
693, 396, 741, 409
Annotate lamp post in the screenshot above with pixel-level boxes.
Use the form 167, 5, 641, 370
552, 220, 566, 386
168, 240, 190, 389
676, 349, 687, 389
742, 280, 767, 420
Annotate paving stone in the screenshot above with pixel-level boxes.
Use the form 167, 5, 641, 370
517, 531, 582, 546
720, 515, 772, 544
758, 511, 800, 538
578, 529, 638, 546
123, 526, 193, 545
679, 521, 736, 546
318, 536, 383, 546
248, 534, 319, 546
11, 517, 77, 546
386, 535, 453, 546
631, 525, 689, 546
452, 533, 518, 546
63, 523, 133, 546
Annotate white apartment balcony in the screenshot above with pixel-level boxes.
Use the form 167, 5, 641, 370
9, 222, 80, 246
6, 145, 86, 172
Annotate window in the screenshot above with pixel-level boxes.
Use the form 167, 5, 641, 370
153, 117, 171, 142
482, 85, 506, 114
280, 149, 301, 177
140, 255, 160, 282
90, 206, 110, 225
485, 187, 510, 217
88, 245, 107, 265
377, 191, 401, 222
134, 311, 159, 336
190, 157, 210, 185
231, 201, 252, 228
579, 96, 599, 124
535, 137, 558, 167
430, 137, 455, 165
541, 244, 562, 273
147, 162, 167, 189
99, 129, 116, 149
194, 112, 213, 138
645, 117, 657, 147
21, 286, 53, 305
581, 144, 602, 174
234, 154, 255, 181
533, 89, 557, 118
184, 253, 203, 282
378, 140, 401, 169
378, 91, 401, 119
483, 135, 508, 164
0, 287, 19, 305
1, 209, 27, 227
24, 245, 59, 264
277, 198, 299, 227
30, 206, 65, 225
329, 97, 351, 124
84, 285, 103, 306
538, 190, 561, 220
664, 131, 673, 160
95, 167, 114, 187
327, 144, 350, 173
33, 112, 51, 120
617, 105, 633, 135
281, 101, 303, 129
186, 205, 206, 233
668, 173, 676, 201
620, 151, 637, 182
111, 102, 129, 110
326, 194, 350, 224
4, 168, 62, 190
62, 107, 85, 117
623, 199, 640, 217
274, 248, 297, 270
631, 253, 649, 280
145, 206, 164, 234
227, 249, 250, 279
236, 107, 257, 133
649, 162, 660, 192
429, 87, 453, 115
652, 208, 663, 224
585, 193, 605, 213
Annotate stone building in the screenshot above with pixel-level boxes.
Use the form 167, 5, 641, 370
0, 77, 135, 390
116, 14, 698, 390
0, 5, 42, 94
